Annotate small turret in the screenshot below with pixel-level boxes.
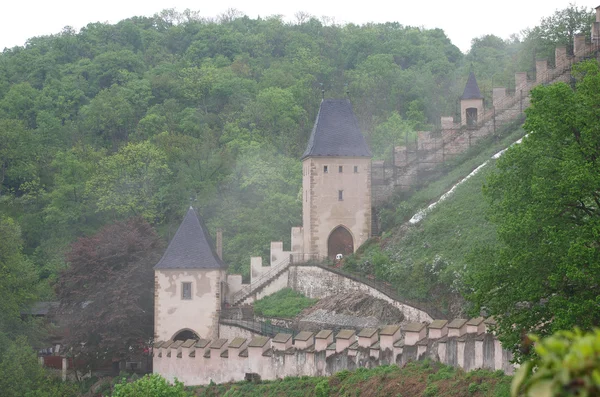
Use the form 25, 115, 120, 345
460, 72, 484, 127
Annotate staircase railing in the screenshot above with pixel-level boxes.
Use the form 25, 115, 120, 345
228, 256, 292, 305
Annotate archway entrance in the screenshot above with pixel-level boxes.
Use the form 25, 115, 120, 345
172, 329, 200, 341
327, 226, 354, 260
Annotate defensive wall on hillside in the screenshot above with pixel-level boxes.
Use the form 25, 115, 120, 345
226, 253, 437, 324
371, 28, 600, 206
153, 317, 514, 385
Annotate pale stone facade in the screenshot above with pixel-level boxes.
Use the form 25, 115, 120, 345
154, 269, 224, 341
302, 156, 371, 258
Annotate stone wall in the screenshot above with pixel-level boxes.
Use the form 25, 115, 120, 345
289, 266, 432, 323
154, 317, 514, 386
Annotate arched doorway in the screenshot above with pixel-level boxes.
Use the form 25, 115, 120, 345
172, 329, 200, 341
327, 226, 354, 259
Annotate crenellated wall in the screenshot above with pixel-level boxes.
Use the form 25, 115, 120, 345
371, 21, 600, 206
154, 317, 514, 385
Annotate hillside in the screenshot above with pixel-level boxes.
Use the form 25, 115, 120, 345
342, 122, 525, 316
192, 361, 512, 397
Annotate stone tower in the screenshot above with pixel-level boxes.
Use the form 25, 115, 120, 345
300, 99, 372, 260
154, 207, 227, 342
460, 72, 484, 127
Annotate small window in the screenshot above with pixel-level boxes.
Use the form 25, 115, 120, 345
338, 190, 343, 201
323, 165, 328, 173
354, 166, 358, 173
305, 190, 307, 202
182, 282, 192, 300
338, 165, 343, 173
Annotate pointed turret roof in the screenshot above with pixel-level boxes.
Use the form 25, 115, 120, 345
301, 99, 371, 160
461, 72, 484, 100
155, 207, 226, 270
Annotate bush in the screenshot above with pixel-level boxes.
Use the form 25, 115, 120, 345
315, 379, 330, 397
112, 374, 191, 397
423, 384, 439, 397
511, 328, 600, 397
253, 288, 317, 318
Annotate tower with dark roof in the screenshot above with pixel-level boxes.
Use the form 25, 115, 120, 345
460, 72, 484, 127
154, 207, 227, 342
300, 99, 372, 259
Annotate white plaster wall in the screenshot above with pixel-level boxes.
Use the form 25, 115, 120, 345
155, 269, 222, 341
291, 266, 432, 322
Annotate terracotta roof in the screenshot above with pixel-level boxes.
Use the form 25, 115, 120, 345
301, 99, 371, 160
155, 207, 226, 270
461, 72, 484, 100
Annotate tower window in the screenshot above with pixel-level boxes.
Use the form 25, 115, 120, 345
354, 166, 358, 173
323, 165, 328, 173
338, 166, 343, 173
338, 190, 343, 201
181, 282, 192, 300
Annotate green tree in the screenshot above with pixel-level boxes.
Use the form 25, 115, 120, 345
86, 141, 172, 222
466, 60, 600, 360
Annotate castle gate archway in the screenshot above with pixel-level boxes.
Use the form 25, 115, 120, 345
327, 226, 354, 259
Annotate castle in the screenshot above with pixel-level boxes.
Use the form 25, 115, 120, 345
152, 8, 600, 385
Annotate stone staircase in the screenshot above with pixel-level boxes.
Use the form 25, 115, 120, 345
228, 256, 291, 305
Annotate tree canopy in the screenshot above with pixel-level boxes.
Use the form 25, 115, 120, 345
467, 60, 600, 360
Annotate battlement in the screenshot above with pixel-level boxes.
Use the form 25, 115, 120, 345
153, 317, 514, 385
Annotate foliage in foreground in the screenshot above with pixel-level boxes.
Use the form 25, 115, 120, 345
193, 361, 512, 397
253, 287, 318, 318
512, 329, 600, 397
112, 374, 191, 397
467, 60, 600, 361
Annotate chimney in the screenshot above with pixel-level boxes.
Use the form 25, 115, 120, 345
216, 229, 223, 260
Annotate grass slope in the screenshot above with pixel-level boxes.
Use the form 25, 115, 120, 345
254, 288, 318, 318
192, 361, 512, 397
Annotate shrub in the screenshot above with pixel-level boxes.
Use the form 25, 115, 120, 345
112, 374, 191, 397
511, 328, 600, 397
423, 384, 439, 397
253, 288, 317, 318
315, 379, 330, 397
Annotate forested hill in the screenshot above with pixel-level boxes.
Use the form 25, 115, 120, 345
0, 8, 573, 284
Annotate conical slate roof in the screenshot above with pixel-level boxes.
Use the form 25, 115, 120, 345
155, 207, 226, 270
461, 72, 484, 100
301, 99, 371, 160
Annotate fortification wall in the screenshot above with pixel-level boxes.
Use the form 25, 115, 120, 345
289, 265, 432, 323
154, 318, 514, 386
371, 26, 600, 206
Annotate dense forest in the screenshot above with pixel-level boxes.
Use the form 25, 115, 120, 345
3, 7, 592, 283
0, 5, 597, 395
